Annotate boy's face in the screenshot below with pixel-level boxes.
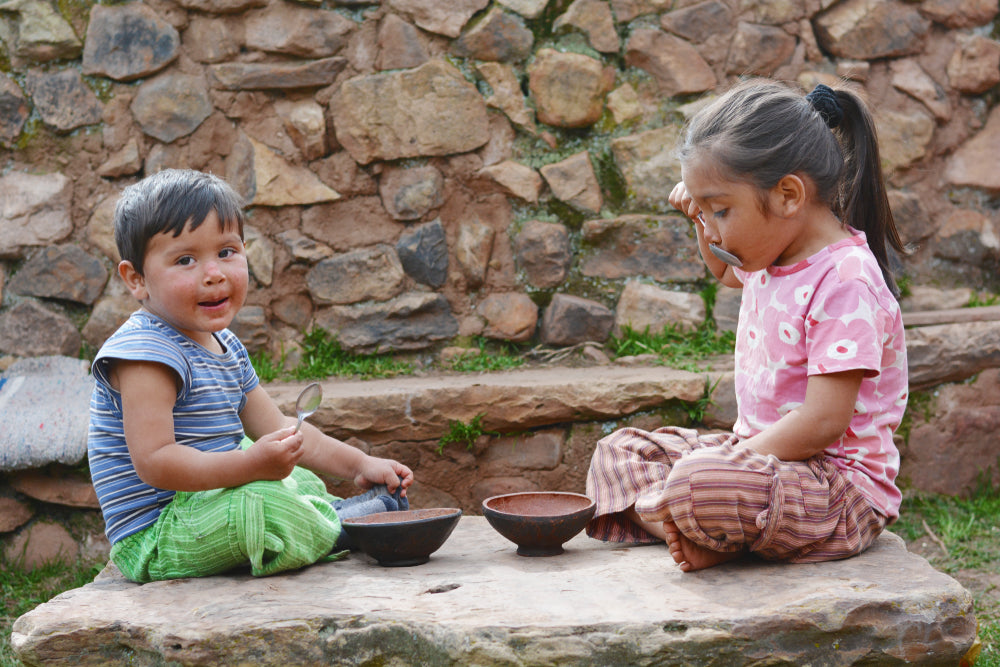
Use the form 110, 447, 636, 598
119, 209, 248, 348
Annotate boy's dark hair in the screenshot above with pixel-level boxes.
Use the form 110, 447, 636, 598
114, 169, 246, 276
678, 79, 905, 296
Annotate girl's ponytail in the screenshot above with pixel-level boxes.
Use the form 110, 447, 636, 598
831, 88, 905, 297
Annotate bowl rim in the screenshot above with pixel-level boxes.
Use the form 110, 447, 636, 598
481, 491, 595, 518
341, 507, 462, 527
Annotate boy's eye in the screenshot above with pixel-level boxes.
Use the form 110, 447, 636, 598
219, 248, 237, 259
177, 256, 194, 266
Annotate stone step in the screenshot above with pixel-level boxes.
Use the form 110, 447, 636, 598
267, 365, 713, 445
11, 517, 976, 666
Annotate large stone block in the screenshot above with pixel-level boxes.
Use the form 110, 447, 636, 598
11, 520, 975, 665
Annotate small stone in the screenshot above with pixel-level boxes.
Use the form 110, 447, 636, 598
455, 219, 495, 288
131, 73, 213, 143
25, 69, 103, 132
7, 245, 109, 305
8, 468, 99, 509
307, 246, 406, 305
4, 521, 78, 571
539, 151, 602, 215
387, 0, 490, 38
451, 6, 533, 62
478, 292, 538, 342
97, 138, 143, 178
553, 0, 619, 53
528, 49, 615, 128
379, 165, 444, 221
314, 292, 459, 353
82, 3, 180, 82
277, 229, 334, 264
947, 34, 1000, 94
890, 58, 951, 122
376, 14, 428, 71
814, 0, 929, 60
245, 2, 353, 58
515, 220, 571, 289
478, 160, 542, 203
0, 171, 72, 254
0, 496, 33, 533
540, 294, 615, 346
614, 281, 705, 335
624, 28, 717, 96
248, 137, 341, 207
396, 220, 449, 288
0, 73, 29, 146
0, 301, 81, 358
209, 58, 347, 90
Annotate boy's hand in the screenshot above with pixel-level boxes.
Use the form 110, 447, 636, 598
353, 457, 414, 497
245, 427, 305, 480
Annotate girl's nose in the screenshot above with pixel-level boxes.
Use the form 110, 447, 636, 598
697, 212, 722, 244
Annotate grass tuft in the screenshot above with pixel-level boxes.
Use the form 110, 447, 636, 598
610, 322, 735, 371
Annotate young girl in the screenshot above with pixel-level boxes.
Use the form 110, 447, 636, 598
585, 80, 908, 571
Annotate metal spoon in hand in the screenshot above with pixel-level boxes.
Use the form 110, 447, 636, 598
294, 382, 322, 432
696, 213, 743, 267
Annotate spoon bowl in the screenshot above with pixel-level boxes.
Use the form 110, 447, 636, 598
294, 382, 322, 432
708, 243, 743, 267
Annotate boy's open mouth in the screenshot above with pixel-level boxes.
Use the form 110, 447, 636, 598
199, 297, 228, 308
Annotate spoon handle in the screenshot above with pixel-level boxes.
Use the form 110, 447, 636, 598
294, 415, 305, 433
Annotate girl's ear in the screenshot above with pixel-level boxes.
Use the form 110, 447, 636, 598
770, 174, 807, 218
118, 260, 148, 301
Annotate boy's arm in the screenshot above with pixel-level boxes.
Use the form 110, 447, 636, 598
118, 360, 303, 491
240, 385, 413, 494
737, 369, 865, 461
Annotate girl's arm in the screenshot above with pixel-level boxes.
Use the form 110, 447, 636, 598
240, 386, 413, 494
116, 360, 304, 491
737, 369, 865, 461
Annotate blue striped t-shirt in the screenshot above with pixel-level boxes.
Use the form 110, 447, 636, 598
88, 310, 260, 544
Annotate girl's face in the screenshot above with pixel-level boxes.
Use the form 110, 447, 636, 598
681, 155, 805, 272
121, 209, 248, 349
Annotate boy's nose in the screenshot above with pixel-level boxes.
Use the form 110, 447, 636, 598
202, 262, 225, 282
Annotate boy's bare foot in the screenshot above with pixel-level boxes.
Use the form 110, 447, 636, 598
662, 520, 743, 572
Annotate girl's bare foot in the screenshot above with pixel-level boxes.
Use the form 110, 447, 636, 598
662, 520, 743, 572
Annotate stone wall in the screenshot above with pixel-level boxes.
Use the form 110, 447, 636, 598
1, 0, 1000, 362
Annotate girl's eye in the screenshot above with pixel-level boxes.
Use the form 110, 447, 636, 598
714, 209, 728, 219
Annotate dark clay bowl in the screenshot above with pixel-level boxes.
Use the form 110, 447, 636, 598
482, 491, 596, 557
341, 508, 462, 567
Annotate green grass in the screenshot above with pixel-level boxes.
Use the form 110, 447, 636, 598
443, 337, 527, 373
1, 556, 105, 667
251, 328, 414, 382
609, 322, 736, 371
892, 485, 1000, 665
436, 413, 501, 453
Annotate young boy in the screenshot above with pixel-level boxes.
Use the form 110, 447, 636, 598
88, 169, 413, 583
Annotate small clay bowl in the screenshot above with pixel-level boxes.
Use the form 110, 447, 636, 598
341, 508, 462, 567
482, 491, 596, 557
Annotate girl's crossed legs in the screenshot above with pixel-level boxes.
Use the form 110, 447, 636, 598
585, 426, 886, 571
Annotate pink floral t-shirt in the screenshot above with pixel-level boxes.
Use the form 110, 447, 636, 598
732, 230, 907, 519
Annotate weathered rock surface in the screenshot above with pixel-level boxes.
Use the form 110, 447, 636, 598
267, 365, 706, 445
11, 521, 975, 666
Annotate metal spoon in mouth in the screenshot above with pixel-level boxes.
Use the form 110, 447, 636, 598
696, 213, 743, 267
294, 382, 323, 432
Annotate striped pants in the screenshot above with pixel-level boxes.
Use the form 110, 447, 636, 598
585, 426, 886, 563
110, 465, 344, 583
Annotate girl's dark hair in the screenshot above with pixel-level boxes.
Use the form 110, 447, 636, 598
114, 169, 246, 276
678, 79, 904, 296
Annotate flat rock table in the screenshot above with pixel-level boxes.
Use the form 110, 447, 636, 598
12, 517, 976, 666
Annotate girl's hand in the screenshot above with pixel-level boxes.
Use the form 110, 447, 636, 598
669, 182, 702, 222
353, 456, 414, 497
244, 427, 305, 480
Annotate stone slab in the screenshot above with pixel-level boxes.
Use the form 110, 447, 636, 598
12, 518, 975, 666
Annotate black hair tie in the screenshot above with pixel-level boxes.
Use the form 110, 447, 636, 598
806, 84, 843, 129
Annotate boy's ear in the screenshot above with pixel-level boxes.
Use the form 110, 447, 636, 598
770, 174, 807, 218
118, 260, 148, 301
